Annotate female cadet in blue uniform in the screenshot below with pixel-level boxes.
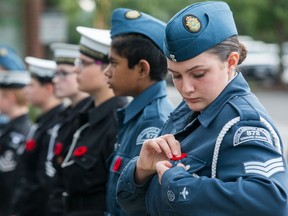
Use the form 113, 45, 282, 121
0, 71, 31, 216
104, 8, 174, 216
44, 43, 92, 216
116, 2, 288, 216
60, 26, 128, 216
10, 57, 65, 216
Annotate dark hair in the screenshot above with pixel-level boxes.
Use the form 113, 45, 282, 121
207, 36, 247, 66
111, 34, 168, 81
31, 74, 53, 85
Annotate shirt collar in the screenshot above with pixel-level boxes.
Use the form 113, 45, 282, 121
119, 80, 168, 124
89, 96, 127, 125
198, 72, 250, 127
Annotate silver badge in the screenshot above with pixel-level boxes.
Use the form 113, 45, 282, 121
170, 54, 177, 62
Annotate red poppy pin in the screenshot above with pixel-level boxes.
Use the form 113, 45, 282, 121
171, 153, 187, 161
54, 142, 63, 156
25, 139, 36, 151
73, 146, 88, 157
113, 157, 122, 172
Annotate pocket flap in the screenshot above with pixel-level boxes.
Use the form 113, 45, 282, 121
74, 153, 97, 170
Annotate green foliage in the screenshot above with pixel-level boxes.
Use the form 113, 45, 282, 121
52, 0, 288, 80
28, 106, 41, 123
52, 0, 288, 44
48, 0, 288, 44
56, 0, 95, 43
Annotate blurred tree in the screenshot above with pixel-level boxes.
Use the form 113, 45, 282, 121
53, 0, 288, 83
57, 0, 95, 44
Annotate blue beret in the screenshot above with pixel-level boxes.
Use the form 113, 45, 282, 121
164, 1, 238, 62
110, 8, 166, 51
0, 45, 26, 71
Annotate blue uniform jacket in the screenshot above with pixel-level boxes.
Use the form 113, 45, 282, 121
116, 73, 288, 216
107, 80, 175, 216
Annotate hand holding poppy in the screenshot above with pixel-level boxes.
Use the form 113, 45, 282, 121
135, 134, 182, 184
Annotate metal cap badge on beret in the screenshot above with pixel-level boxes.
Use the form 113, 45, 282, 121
50, 43, 80, 65
25, 56, 56, 79
110, 8, 166, 51
0, 71, 30, 88
164, 1, 238, 62
0, 45, 26, 71
76, 26, 111, 63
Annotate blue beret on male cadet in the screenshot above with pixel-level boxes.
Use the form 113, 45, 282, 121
110, 8, 166, 51
164, 1, 238, 62
0, 45, 26, 71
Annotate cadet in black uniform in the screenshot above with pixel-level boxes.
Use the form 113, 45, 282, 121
45, 43, 93, 216
0, 71, 32, 216
60, 26, 128, 216
10, 57, 65, 216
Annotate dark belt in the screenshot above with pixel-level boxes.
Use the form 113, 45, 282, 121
64, 193, 105, 212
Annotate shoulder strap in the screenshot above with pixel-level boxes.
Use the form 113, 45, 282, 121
211, 97, 282, 178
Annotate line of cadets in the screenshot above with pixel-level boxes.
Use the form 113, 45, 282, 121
0, 7, 174, 216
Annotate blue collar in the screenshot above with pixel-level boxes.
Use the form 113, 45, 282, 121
118, 80, 168, 124
199, 72, 250, 127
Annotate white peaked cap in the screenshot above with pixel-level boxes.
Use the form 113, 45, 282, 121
0, 71, 30, 88
50, 43, 80, 64
76, 26, 111, 61
25, 56, 56, 78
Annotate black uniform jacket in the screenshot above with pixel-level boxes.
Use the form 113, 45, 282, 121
46, 96, 93, 216
0, 114, 32, 216
10, 104, 65, 216
61, 96, 128, 216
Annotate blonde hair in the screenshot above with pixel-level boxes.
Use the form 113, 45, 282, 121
2, 88, 28, 107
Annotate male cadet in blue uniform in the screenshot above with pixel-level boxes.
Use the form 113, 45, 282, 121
116, 2, 288, 216
104, 8, 174, 216
60, 26, 128, 216
10, 57, 65, 216
0, 70, 32, 216
45, 43, 92, 216
0, 45, 27, 129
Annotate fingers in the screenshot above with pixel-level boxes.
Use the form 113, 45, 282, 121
158, 134, 181, 158
176, 162, 190, 171
137, 134, 182, 183
142, 134, 180, 159
156, 160, 172, 184
142, 138, 163, 154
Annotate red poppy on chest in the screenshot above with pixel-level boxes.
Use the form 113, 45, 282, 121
73, 146, 88, 157
25, 139, 36, 151
54, 142, 63, 156
113, 157, 123, 172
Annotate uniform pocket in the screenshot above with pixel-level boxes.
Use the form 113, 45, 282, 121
74, 153, 98, 170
